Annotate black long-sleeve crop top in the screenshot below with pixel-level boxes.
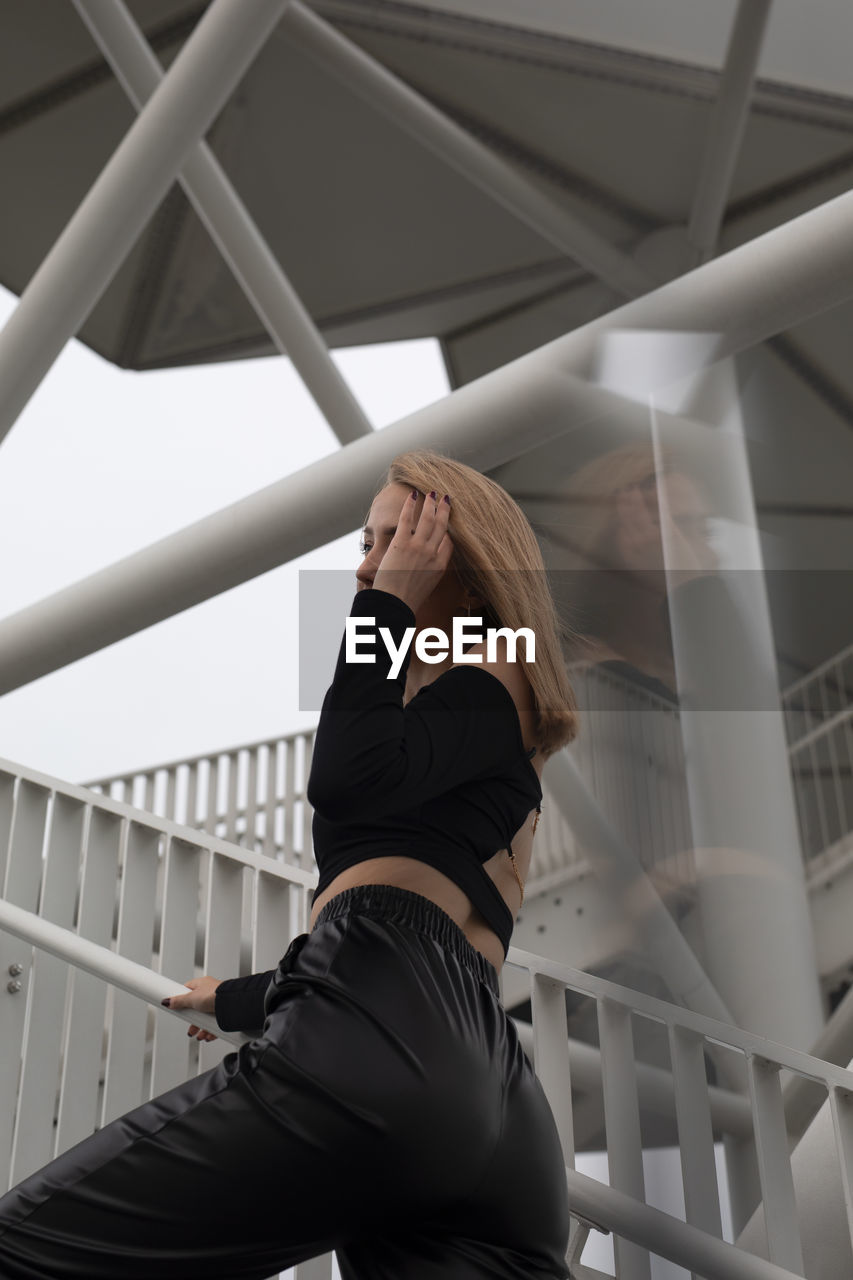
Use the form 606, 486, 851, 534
214, 587, 542, 1034
307, 587, 542, 935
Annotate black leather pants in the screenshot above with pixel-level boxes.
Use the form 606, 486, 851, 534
0, 885, 571, 1279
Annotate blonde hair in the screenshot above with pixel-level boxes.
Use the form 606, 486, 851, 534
378, 449, 579, 758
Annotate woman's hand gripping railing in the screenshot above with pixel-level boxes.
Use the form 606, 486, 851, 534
0, 896, 251, 1046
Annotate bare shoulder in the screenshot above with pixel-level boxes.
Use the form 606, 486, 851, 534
450, 637, 537, 753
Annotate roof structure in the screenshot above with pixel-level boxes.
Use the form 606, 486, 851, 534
1, 0, 850, 679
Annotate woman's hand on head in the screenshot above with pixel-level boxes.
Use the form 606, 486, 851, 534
372, 490, 454, 615
162, 976, 222, 1042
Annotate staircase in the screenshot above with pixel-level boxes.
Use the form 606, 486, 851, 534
4, 737, 853, 1277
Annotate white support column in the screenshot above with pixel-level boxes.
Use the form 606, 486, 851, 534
0, 0, 289, 448
6, 179, 853, 688
594, 337, 823, 1058
283, 0, 652, 299
71, 0, 372, 447
688, 0, 773, 263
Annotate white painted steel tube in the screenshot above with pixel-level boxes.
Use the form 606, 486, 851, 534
71, 0, 371, 446
688, 0, 773, 261
0, 0, 289, 447
0, 895, 246, 1046
7, 175, 853, 686
284, 1, 652, 299
564, 1167, 808, 1280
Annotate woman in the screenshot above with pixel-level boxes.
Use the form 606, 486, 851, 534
0, 451, 578, 1279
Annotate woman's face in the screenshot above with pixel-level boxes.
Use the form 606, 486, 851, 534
357, 483, 469, 628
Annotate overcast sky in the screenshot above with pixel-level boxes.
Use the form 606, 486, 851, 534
0, 282, 449, 787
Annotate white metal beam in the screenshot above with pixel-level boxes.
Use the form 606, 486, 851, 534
688, 0, 773, 263
0, 0, 290, 449
71, 0, 372, 446
6, 170, 853, 691
564, 1167, 806, 1280
284, 0, 653, 299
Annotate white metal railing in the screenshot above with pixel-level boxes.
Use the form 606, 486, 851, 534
0, 758, 313, 1168
84, 729, 317, 868
506, 943, 853, 1279
83, 664, 696, 904
0, 753, 325, 1278
1, 828, 844, 1280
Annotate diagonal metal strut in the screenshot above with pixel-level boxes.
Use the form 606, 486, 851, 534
71, 0, 372, 446
0, 0, 290, 450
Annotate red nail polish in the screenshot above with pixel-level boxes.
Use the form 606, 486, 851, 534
410, 489, 418, 500
429, 491, 437, 500
443, 494, 451, 504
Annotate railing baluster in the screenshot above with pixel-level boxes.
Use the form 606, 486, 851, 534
151, 836, 201, 1095
597, 996, 651, 1280
12, 792, 86, 1183
828, 1086, 853, 1255
264, 741, 279, 858
668, 1023, 723, 1248
55, 805, 123, 1155
253, 869, 294, 971
301, 732, 315, 868
200, 851, 244, 1071
747, 1054, 806, 1274
245, 747, 259, 854
283, 736, 295, 862
165, 766, 177, 824
225, 751, 240, 845
186, 761, 199, 830
205, 757, 220, 836
102, 820, 161, 1123
0, 770, 17, 887
531, 972, 575, 1169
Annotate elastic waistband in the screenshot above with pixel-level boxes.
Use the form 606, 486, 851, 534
313, 884, 500, 998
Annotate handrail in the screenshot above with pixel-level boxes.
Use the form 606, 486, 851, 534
564, 1169, 804, 1280
0, 897, 247, 1047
